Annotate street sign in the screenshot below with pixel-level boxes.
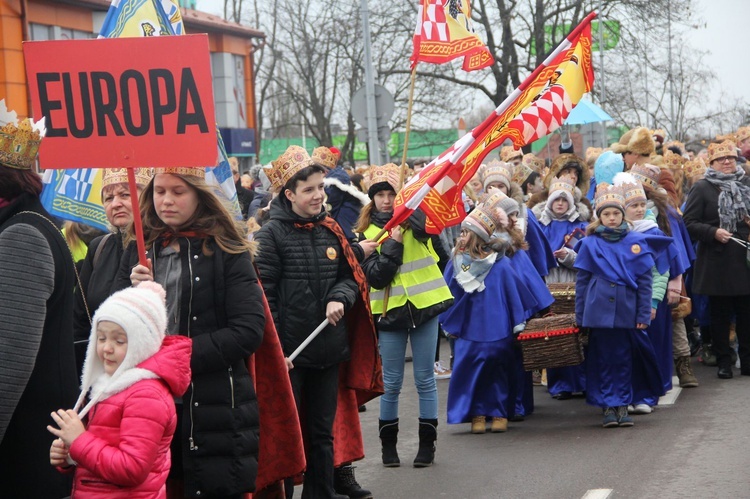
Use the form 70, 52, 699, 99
351, 84, 395, 128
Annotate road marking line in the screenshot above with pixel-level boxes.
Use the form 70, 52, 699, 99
658, 376, 682, 406
582, 489, 613, 499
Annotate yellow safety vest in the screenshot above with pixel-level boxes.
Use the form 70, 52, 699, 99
364, 224, 453, 314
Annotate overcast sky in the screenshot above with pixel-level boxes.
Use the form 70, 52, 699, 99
196, 0, 748, 116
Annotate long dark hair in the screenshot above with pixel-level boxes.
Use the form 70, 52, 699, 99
0, 167, 42, 199
128, 174, 253, 255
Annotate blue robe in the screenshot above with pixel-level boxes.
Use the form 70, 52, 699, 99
575, 231, 670, 408
441, 257, 538, 423
538, 217, 589, 396
509, 250, 555, 317
525, 209, 557, 277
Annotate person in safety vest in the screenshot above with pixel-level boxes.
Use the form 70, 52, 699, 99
354, 163, 453, 469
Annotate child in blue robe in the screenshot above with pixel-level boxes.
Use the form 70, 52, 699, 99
574, 183, 672, 428
440, 203, 540, 434
533, 177, 590, 399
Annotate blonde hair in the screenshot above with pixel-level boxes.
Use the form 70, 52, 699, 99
128, 174, 253, 256
353, 201, 376, 234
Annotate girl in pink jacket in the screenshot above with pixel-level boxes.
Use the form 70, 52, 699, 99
48, 282, 191, 498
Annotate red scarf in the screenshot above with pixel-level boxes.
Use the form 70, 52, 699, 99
160, 230, 208, 247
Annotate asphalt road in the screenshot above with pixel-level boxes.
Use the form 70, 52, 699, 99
317, 341, 750, 499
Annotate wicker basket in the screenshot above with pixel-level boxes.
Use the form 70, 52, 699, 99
516, 314, 583, 371
548, 282, 576, 314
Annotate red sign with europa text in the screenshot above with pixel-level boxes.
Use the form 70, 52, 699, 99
23, 35, 217, 169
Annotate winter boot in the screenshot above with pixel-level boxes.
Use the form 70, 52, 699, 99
413, 418, 438, 468
378, 419, 400, 467
333, 465, 373, 499
701, 343, 717, 366
675, 356, 699, 387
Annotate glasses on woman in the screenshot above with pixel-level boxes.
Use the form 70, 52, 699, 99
716, 156, 737, 163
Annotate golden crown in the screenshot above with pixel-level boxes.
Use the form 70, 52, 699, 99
707, 140, 738, 164
480, 160, 512, 186
683, 158, 707, 180
662, 150, 685, 171
311, 146, 340, 170
522, 153, 545, 173
549, 176, 575, 197
630, 163, 661, 191
102, 168, 154, 189
0, 100, 46, 171
269, 145, 314, 190
585, 147, 603, 164
463, 205, 499, 240
364, 163, 401, 192
153, 166, 205, 179
736, 126, 750, 144
500, 146, 522, 162
512, 162, 535, 185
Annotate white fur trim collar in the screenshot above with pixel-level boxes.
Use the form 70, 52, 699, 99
324, 177, 371, 205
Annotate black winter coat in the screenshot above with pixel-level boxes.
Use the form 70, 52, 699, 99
114, 237, 265, 497
254, 195, 358, 368
360, 210, 453, 331
73, 231, 124, 375
683, 177, 750, 296
0, 194, 77, 498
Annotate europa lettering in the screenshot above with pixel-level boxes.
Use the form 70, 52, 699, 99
37, 68, 209, 138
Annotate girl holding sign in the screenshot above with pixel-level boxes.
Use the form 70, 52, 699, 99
114, 166, 266, 498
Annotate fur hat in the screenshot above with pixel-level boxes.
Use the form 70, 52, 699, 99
545, 154, 589, 193
500, 146, 523, 163
611, 127, 655, 156
594, 183, 625, 215
707, 140, 739, 164
482, 190, 520, 217
479, 160, 512, 191
364, 163, 401, 198
630, 163, 661, 191
546, 177, 576, 212
74, 281, 168, 418
462, 205, 509, 242
613, 172, 647, 208
594, 151, 624, 186
311, 146, 341, 169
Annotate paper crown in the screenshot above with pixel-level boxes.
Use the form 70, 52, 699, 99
664, 140, 685, 154
683, 158, 707, 180
707, 140, 738, 164
102, 168, 153, 189
621, 182, 646, 207
268, 145, 314, 190
651, 129, 666, 144
462, 205, 509, 242
549, 176, 576, 197
512, 161, 535, 185
500, 146, 522, 163
629, 163, 661, 191
153, 166, 205, 179
522, 153, 545, 173
480, 160, 512, 189
594, 183, 625, 213
481, 190, 519, 216
662, 150, 686, 171
736, 126, 750, 144
311, 146, 340, 170
585, 147, 603, 164
363, 163, 401, 192
0, 100, 47, 170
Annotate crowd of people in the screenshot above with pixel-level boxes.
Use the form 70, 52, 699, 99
2, 92, 750, 499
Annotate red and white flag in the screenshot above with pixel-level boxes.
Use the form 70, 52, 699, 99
391, 11, 597, 234
411, 0, 494, 71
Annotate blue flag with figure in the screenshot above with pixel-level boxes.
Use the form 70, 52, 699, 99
40, 0, 241, 227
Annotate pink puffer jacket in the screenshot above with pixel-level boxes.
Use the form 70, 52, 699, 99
69, 335, 191, 498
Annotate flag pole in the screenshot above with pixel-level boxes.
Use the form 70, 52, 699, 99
127, 169, 149, 268
398, 65, 418, 189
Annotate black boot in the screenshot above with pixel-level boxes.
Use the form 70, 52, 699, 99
333, 465, 373, 499
413, 418, 437, 468
378, 418, 400, 467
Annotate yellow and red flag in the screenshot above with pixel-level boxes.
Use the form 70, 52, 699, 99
411, 0, 494, 71
392, 11, 597, 234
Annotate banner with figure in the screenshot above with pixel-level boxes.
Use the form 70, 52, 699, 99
390, 11, 597, 234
